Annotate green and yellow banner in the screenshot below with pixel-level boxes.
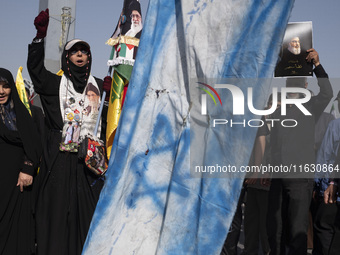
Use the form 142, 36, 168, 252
106, 69, 128, 159
105, 0, 142, 159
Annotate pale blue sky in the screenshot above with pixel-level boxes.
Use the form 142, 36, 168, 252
0, 0, 149, 79
0, 1, 339, 81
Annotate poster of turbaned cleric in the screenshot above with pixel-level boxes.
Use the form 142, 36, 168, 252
275, 22, 313, 77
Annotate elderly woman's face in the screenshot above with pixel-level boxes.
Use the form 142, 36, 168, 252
0, 81, 11, 105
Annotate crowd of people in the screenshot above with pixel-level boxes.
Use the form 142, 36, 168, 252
221, 49, 339, 255
0, 7, 113, 255
0, 0, 146, 253
0, 4, 339, 255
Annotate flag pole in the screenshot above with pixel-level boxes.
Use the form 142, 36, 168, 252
93, 66, 113, 136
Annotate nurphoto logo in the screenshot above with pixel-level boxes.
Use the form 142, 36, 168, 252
198, 82, 312, 128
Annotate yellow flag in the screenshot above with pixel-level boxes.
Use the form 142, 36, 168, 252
106, 70, 127, 159
15, 66, 31, 116
56, 69, 64, 76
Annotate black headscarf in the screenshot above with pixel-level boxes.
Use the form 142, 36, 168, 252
61, 39, 92, 94
0, 68, 42, 172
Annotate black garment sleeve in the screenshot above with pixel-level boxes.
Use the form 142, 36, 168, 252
257, 116, 270, 137
27, 40, 64, 130
21, 155, 35, 176
310, 64, 333, 122
27, 40, 61, 96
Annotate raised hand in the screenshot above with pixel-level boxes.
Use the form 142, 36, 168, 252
306, 48, 320, 67
34, 8, 49, 39
103, 76, 112, 101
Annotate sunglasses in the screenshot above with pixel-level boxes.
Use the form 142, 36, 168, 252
69, 48, 89, 55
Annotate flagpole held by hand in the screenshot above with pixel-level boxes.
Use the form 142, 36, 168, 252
94, 67, 113, 136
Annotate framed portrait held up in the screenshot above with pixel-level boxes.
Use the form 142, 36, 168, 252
275, 22, 313, 77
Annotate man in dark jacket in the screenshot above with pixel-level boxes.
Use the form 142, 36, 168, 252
267, 48, 333, 255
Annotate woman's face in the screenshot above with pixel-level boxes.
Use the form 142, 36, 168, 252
0, 81, 11, 105
68, 45, 89, 67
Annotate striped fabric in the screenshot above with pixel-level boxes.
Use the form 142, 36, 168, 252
83, 0, 294, 254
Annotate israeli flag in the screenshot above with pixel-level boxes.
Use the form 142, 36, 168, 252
83, 0, 294, 254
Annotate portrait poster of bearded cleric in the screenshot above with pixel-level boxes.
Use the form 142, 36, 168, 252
275, 22, 313, 77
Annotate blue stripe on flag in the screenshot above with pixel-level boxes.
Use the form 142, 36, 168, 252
83, 0, 294, 254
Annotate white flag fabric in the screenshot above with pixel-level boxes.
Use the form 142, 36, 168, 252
83, 0, 294, 254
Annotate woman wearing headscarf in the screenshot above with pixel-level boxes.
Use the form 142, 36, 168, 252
27, 9, 110, 255
0, 68, 42, 255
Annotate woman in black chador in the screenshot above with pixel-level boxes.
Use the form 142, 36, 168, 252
0, 68, 42, 255
27, 9, 109, 255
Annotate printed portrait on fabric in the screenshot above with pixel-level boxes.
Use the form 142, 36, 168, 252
275, 22, 313, 77
60, 78, 101, 152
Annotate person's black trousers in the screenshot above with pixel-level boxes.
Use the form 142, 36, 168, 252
329, 203, 340, 255
267, 178, 314, 255
221, 188, 246, 255
243, 187, 270, 255
313, 201, 338, 255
